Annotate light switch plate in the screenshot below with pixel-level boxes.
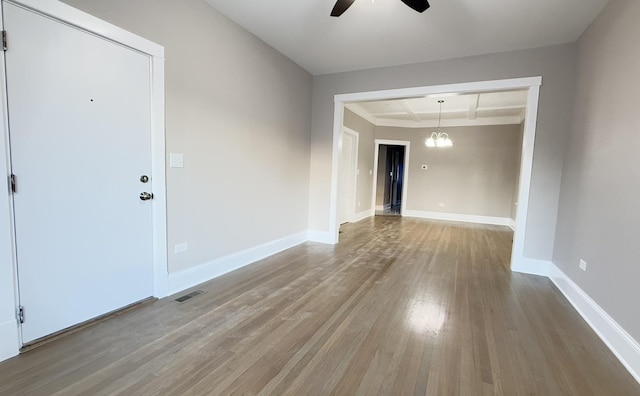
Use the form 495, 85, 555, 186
175, 242, 188, 254
169, 153, 184, 168
579, 259, 587, 271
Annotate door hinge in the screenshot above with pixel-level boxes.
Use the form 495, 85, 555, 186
2, 31, 6, 51
18, 306, 24, 324
9, 174, 16, 193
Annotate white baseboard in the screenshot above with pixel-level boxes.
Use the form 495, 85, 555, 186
404, 210, 512, 227
548, 264, 640, 384
511, 257, 551, 277
0, 319, 19, 363
167, 231, 308, 296
508, 218, 516, 231
307, 229, 335, 244
352, 209, 374, 223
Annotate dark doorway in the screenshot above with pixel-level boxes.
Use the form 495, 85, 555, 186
376, 144, 405, 216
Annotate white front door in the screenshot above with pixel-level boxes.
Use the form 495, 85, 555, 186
4, 2, 154, 344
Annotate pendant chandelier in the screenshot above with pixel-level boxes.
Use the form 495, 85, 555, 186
425, 100, 453, 148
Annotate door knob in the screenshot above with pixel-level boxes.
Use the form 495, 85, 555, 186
139, 192, 154, 201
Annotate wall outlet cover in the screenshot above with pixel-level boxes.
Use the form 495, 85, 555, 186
175, 242, 188, 254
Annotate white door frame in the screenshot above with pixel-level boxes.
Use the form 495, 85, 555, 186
0, 0, 168, 356
330, 77, 542, 274
371, 140, 410, 217
338, 127, 359, 225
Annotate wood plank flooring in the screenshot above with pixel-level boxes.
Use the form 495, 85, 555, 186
1, 217, 639, 395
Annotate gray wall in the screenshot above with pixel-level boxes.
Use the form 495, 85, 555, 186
375, 125, 522, 218
62, 0, 313, 273
310, 44, 577, 261
553, 0, 640, 340
343, 109, 375, 214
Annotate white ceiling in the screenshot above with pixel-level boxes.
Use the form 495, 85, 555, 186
346, 90, 528, 128
204, 0, 608, 75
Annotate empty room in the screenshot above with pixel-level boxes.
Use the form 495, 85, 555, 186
1, 0, 639, 394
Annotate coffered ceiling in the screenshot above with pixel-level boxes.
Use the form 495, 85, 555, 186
346, 90, 528, 128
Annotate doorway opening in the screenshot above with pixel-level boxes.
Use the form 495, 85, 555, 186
378, 145, 404, 215
330, 77, 542, 274
372, 141, 409, 217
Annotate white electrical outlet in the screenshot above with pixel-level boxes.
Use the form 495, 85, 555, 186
369, 169, 373, 175
579, 259, 587, 271
175, 242, 188, 254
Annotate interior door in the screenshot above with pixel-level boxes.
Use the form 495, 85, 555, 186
387, 146, 404, 209
337, 131, 356, 225
392, 147, 404, 208
4, 2, 154, 344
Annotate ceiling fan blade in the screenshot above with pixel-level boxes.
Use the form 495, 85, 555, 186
331, 0, 357, 17
400, 0, 430, 13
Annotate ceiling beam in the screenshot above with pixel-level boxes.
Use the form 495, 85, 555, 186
468, 94, 480, 120
372, 115, 525, 129
478, 104, 527, 111
356, 104, 527, 118
398, 100, 422, 122
363, 108, 468, 117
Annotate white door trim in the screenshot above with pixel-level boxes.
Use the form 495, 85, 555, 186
371, 140, 411, 217
0, 0, 167, 357
5, 0, 164, 56
330, 77, 542, 275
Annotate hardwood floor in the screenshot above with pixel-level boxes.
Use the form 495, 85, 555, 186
1, 217, 638, 395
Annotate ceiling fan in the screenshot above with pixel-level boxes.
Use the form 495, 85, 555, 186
331, 0, 430, 17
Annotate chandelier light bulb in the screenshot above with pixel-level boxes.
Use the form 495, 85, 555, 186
425, 136, 436, 147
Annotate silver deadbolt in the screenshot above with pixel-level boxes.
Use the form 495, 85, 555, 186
140, 192, 154, 201
140, 175, 149, 183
